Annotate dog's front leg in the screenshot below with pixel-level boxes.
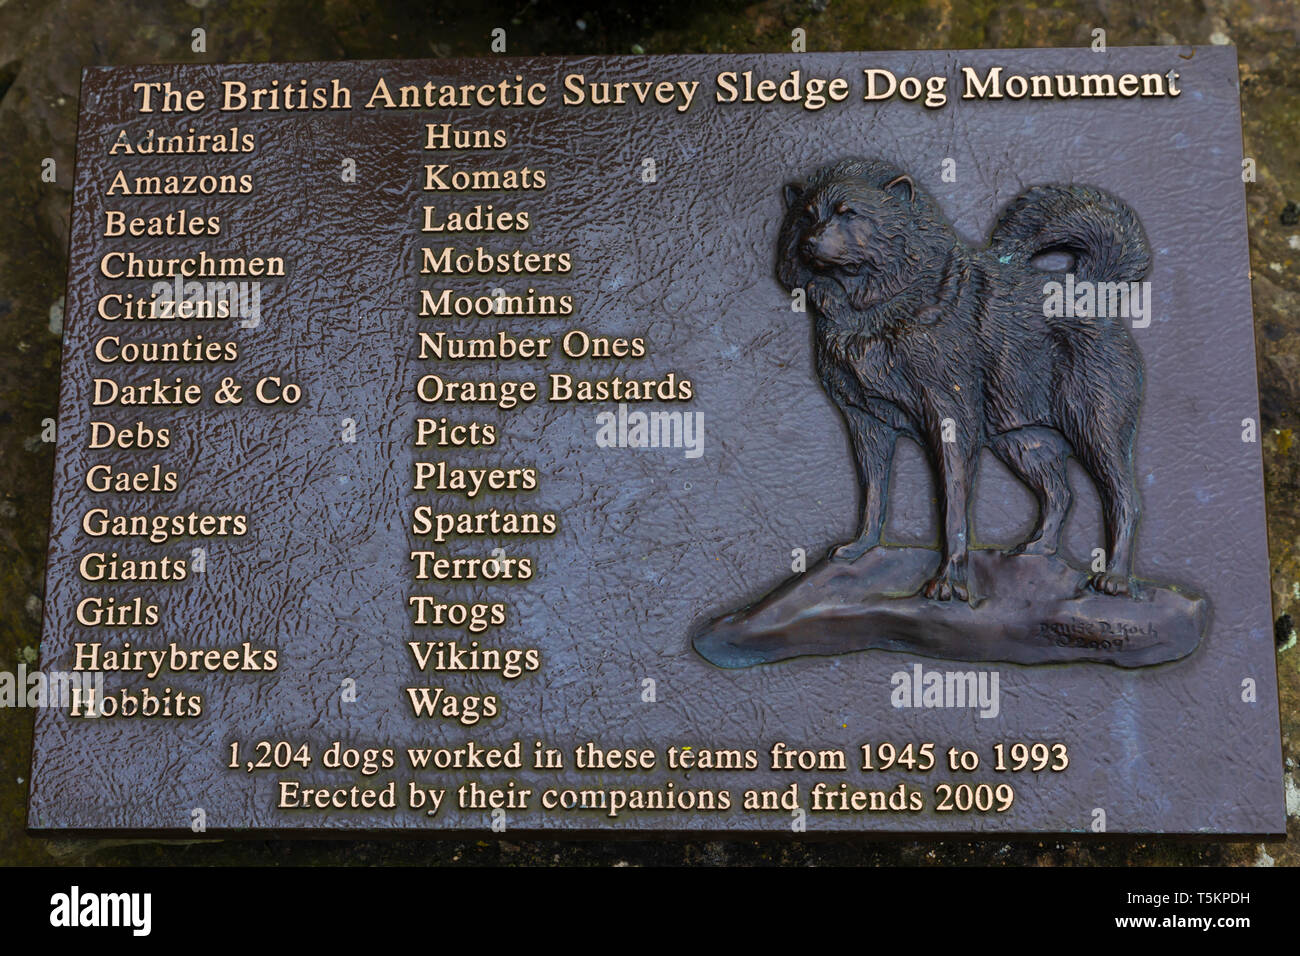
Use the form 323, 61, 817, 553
923, 425, 975, 602
830, 407, 896, 562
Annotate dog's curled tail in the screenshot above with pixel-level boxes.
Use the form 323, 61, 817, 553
988, 184, 1151, 283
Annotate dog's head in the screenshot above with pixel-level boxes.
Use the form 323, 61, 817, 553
777, 158, 947, 312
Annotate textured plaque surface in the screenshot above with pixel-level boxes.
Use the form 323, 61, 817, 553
30, 48, 1284, 835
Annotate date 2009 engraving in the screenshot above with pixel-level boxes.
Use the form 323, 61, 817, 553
1037, 619, 1158, 652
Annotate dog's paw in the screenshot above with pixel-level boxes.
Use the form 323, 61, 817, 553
1089, 571, 1131, 596
829, 535, 879, 563
805, 288, 831, 317
923, 566, 970, 602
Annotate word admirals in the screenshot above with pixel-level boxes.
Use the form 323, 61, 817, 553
109, 125, 255, 154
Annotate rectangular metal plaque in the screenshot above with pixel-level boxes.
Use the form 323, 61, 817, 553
30, 47, 1285, 835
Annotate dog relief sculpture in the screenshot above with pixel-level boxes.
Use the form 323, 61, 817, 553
692, 158, 1207, 669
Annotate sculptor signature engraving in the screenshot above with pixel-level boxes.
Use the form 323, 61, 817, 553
1037, 620, 1158, 652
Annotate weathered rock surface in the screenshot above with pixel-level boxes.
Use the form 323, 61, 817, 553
693, 548, 1207, 669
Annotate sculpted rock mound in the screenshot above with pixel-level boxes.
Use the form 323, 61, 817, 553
690, 548, 1206, 669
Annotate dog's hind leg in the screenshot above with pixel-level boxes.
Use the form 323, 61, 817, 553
830, 406, 897, 561
1057, 342, 1143, 594
1073, 425, 1141, 595
989, 427, 1072, 556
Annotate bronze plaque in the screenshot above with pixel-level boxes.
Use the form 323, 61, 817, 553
29, 48, 1284, 835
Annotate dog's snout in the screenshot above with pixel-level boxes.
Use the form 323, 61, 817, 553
800, 232, 820, 260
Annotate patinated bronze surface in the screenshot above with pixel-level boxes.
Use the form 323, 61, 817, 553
29, 49, 1283, 836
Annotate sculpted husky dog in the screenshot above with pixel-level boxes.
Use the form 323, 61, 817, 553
778, 159, 1150, 602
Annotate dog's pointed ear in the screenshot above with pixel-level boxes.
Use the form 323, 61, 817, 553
883, 173, 915, 203
783, 180, 806, 210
